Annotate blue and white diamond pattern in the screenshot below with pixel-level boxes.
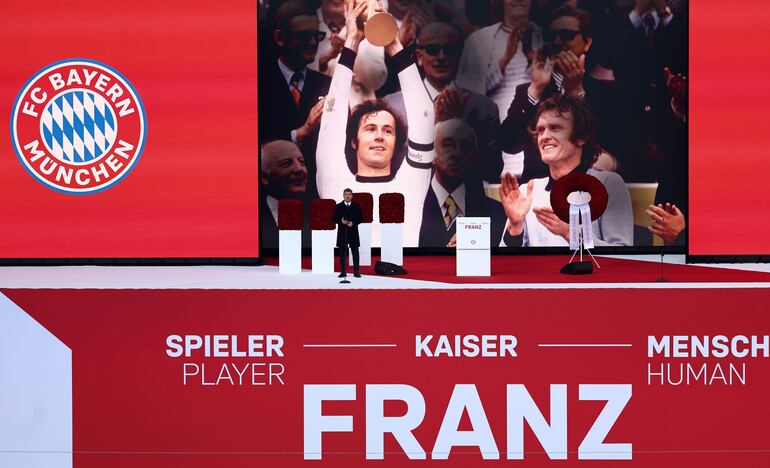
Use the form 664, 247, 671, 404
40, 90, 117, 164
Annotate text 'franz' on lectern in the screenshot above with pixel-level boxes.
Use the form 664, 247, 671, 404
456, 217, 491, 277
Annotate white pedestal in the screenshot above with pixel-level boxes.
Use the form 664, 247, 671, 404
380, 223, 403, 266
457, 249, 491, 276
312, 230, 335, 274
456, 217, 491, 277
350, 223, 372, 266
279, 230, 302, 274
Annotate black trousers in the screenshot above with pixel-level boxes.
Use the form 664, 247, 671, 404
338, 245, 360, 275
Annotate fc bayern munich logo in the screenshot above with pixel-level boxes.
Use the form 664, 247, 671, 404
10, 59, 146, 194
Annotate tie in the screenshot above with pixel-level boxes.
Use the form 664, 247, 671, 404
289, 72, 303, 107
443, 195, 461, 228
643, 13, 656, 45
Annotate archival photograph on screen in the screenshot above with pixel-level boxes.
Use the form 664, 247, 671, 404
258, 0, 688, 249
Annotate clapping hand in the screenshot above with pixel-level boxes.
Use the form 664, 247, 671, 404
647, 203, 685, 246
296, 97, 326, 146
500, 173, 534, 236
398, 5, 433, 47
499, 22, 524, 71
664, 67, 687, 117
319, 33, 346, 73
533, 207, 570, 241
634, 0, 655, 15
434, 86, 467, 122
553, 51, 585, 96
528, 49, 555, 100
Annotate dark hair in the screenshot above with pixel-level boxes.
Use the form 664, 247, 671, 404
548, 4, 592, 37
272, 0, 317, 33
343, 188, 353, 194
345, 99, 408, 174
530, 94, 601, 167
416, 21, 464, 46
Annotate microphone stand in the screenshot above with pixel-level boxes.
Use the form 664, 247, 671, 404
656, 242, 668, 283
340, 213, 351, 284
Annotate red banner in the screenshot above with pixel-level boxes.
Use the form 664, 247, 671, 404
0, 1, 258, 258
3, 288, 770, 466
689, 1, 770, 255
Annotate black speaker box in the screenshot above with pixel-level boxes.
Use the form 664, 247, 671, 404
560, 261, 593, 275
374, 261, 408, 276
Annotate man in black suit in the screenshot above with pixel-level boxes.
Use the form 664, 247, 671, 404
260, 0, 332, 193
419, 119, 507, 247
334, 188, 362, 278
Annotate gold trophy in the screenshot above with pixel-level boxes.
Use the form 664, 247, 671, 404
362, 0, 397, 47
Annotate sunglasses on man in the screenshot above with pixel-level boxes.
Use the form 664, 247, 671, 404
417, 43, 462, 56
287, 30, 327, 43
544, 29, 582, 43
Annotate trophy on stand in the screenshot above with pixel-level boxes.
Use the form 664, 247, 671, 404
362, 0, 398, 46
550, 173, 609, 275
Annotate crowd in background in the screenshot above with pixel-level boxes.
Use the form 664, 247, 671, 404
258, 0, 688, 248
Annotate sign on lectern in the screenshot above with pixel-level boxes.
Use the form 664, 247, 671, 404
456, 217, 491, 277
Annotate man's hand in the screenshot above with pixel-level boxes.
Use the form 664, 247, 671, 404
554, 51, 585, 96
385, 25, 405, 58
634, 0, 655, 15
319, 33, 346, 73
343, 0, 367, 51
647, 203, 685, 246
500, 173, 534, 236
295, 97, 326, 146
447, 233, 457, 248
398, 7, 431, 48
654, 0, 670, 15
528, 51, 554, 100
398, 11, 417, 48
434, 86, 466, 122
498, 22, 528, 72
533, 207, 570, 241
664, 67, 687, 117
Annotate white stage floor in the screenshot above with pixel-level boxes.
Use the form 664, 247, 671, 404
0, 255, 768, 289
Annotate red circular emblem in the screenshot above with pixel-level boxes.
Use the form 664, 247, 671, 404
11, 59, 146, 194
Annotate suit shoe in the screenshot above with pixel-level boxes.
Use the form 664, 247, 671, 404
354, 272, 361, 278
338, 273, 347, 278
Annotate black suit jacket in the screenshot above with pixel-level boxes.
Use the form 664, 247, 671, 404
602, 14, 687, 181
418, 182, 507, 248
259, 59, 332, 142
258, 59, 331, 193
333, 202, 362, 248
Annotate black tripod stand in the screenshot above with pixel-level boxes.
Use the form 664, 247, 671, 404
339, 220, 351, 284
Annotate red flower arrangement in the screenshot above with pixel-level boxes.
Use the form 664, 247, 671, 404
550, 172, 609, 223
310, 199, 336, 230
353, 192, 374, 223
277, 199, 304, 230
379, 193, 405, 224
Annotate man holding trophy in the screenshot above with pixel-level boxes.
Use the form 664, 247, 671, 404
315, 0, 436, 247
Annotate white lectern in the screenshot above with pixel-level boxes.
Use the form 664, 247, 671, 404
456, 217, 491, 276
